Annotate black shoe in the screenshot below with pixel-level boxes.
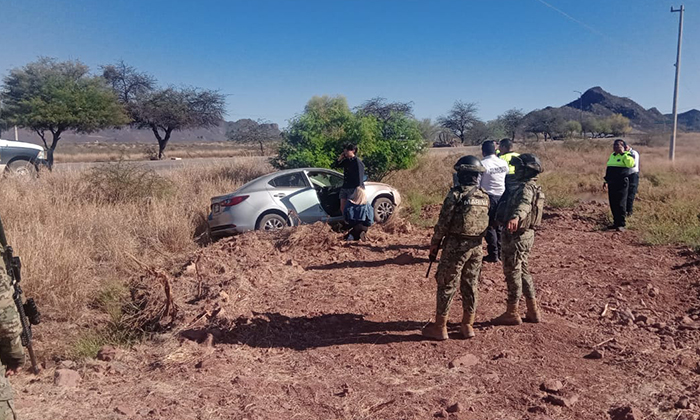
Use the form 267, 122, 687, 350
615, 226, 626, 232
483, 255, 499, 263
359, 231, 366, 241
606, 225, 617, 230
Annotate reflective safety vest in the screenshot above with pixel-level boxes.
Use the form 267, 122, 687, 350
606, 152, 635, 168
498, 151, 520, 175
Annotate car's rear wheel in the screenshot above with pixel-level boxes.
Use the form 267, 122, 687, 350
5, 160, 36, 178
257, 213, 287, 232
373, 197, 395, 223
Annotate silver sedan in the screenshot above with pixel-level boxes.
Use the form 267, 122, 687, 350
208, 168, 401, 237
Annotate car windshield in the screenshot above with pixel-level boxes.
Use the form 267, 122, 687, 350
307, 171, 343, 188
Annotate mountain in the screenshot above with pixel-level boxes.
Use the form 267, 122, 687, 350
3, 119, 279, 145
563, 86, 667, 130
666, 109, 700, 131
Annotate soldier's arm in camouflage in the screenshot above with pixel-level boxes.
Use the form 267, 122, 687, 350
508, 184, 535, 222
0, 266, 24, 370
431, 190, 458, 247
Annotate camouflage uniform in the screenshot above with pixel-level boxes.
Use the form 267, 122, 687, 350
431, 185, 490, 316
0, 263, 23, 420
501, 179, 539, 304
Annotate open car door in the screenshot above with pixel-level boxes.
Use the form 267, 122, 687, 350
305, 170, 344, 219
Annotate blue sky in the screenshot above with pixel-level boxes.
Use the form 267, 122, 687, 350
0, 0, 698, 126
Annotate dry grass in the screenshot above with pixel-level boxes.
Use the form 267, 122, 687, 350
0, 158, 272, 356
388, 133, 700, 249
54, 141, 273, 163
1, 133, 697, 358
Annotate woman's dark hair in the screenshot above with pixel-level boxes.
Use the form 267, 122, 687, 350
344, 143, 358, 153
614, 139, 627, 147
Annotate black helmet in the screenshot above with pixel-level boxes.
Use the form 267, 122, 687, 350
453, 155, 485, 173
513, 153, 543, 173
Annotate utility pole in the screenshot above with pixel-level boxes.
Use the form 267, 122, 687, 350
670, 5, 684, 161
574, 90, 583, 138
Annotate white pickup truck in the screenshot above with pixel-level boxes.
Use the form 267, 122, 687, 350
0, 139, 48, 176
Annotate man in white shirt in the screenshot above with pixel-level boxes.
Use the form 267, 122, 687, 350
626, 144, 640, 216
479, 140, 509, 263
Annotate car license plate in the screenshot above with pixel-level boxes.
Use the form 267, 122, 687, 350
212, 204, 220, 213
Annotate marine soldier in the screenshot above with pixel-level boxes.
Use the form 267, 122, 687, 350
493, 153, 544, 326
0, 261, 23, 420
422, 156, 490, 340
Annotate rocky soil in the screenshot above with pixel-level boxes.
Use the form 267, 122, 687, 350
11, 205, 700, 420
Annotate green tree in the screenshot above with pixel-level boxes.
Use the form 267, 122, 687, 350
417, 118, 441, 144
486, 119, 507, 140
274, 95, 424, 180
438, 101, 479, 144
131, 87, 226, 159
1, 58, 128, 166
565, 120, 582, 138
525, 109, 566, 141
607, 113, 631, 136
498, 108, 524, 140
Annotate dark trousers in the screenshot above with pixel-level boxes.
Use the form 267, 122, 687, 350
626, 172, 639, 215
608, 177, 629, 227
485, 194, 502, 258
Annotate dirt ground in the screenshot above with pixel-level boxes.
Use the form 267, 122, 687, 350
12, 205, 700, 420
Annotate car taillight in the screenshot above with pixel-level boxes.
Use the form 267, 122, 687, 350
221, 195, 249, 207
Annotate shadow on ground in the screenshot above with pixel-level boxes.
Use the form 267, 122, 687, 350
182, 313, 432, 350
306, 254, 429, 270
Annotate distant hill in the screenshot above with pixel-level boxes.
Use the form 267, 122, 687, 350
562, 86, 667, 130
520, 86, 699, 133
3, 119, 280, 145
667, 109, 700, 131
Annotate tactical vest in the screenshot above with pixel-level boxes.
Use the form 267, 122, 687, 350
448, 187, 490, 238
521, 184, 545, 230
495, 181, 544, 230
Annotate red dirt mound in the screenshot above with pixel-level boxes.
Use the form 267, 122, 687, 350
12, 207, 700, 420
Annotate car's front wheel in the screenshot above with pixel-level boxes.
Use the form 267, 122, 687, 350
373, 197, 395, 223
5, 159, 36, 178
257, 213, 288, 232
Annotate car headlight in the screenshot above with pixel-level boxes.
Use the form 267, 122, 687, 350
37, 150, 46, 160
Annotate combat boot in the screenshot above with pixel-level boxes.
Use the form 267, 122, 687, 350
525, 298, 541, 323
492, 303, 522, 326
422, 314, 449, 340
460, 311, 476, 339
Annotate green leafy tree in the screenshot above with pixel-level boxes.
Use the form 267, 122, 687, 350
1, 57, 128, 166
131, 87, 226, 159
565, 120, 582, 138
486, 119, 507, 140
525, 109, 567, 141
417, 118, 442, 144
438, 101, 479, 144
102, 61, 226, 159
498, 108, 524, 140
274, 95, 424, 180
607, 113, 631, 136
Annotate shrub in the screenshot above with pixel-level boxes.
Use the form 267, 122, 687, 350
82, 161, 173, 204
274, 95, 425, 180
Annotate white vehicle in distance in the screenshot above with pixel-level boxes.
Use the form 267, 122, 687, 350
208, 168, 401, 237
0, 139, 48, 176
